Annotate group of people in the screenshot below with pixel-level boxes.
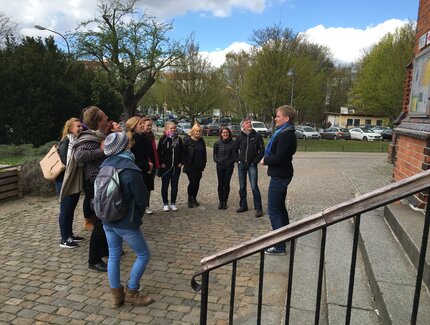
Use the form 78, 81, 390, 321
53, 104, 297, 308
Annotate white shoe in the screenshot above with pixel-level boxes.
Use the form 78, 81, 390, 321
163, 205, 169, 212
170, 204, 178, 211
145, 208, 153, 214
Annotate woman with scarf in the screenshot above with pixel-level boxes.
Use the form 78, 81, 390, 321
183, 123, 207, 208
260, 105, 297, 255
56, 117, 84, 248
157, 121, 184, 212
213, 127, 236, 210
140, 117, 160, 214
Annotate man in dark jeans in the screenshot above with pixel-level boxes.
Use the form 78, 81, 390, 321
234, 118, 265, 218
74, 106, 109, 271
261, 105, 297, 255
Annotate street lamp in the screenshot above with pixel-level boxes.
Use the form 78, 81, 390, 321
34, 25, 70, 56
287, 68, 294, 107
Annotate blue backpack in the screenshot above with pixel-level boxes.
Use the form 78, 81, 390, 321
92, 166, 127, 222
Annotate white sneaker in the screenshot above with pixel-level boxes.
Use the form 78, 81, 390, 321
145, 208, 153, 214
163, 205, 169, 212
170, 204, 178, 211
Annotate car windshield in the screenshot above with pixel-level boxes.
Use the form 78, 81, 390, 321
303, 127, 316, 132
179, 123, 191, 128
362, 128, 374, 133
252, 122, 265, 128
340, 128, 349, 132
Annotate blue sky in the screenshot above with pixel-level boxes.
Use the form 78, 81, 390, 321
2, 0, 419, 66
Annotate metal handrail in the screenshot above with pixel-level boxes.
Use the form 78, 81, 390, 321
192, 168, 430, 289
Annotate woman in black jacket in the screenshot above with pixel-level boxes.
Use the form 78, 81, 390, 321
213, 127, 237, 209
183, 123, 207, 208
157, 122, 184, 211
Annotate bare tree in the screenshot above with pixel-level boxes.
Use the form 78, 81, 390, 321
71, 0, 184, 120
0, 12, 18, 47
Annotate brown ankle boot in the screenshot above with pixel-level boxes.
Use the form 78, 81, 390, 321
111, 286, 124, 308
83, 218, 94, 231
124, 286, 154, 306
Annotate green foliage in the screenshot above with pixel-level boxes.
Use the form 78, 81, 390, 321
166, 40, 226, 122
350, 23, 415, 119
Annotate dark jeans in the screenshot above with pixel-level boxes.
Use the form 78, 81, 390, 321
216, 165, 234, 202
55, 181, 80, 241
83, 179, 93, 219
186, 168, 203, 200
238, 162, 262, 211
161, 166, 181, 204
267, 176, 292, 252
84, 180, 109, 264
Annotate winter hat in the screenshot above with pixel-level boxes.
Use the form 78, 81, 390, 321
104, 132, 129, 156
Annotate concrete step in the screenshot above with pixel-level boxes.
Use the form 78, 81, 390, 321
360, 208, 430, 324
384, 202, 430, 292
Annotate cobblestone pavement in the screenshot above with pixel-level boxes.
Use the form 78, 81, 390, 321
0, 150, 392, 324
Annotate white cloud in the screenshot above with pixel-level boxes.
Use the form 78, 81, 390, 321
302, 19, 410, 64
201, 41, 252, 67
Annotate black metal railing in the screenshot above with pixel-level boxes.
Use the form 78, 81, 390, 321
191, 169, 430, 325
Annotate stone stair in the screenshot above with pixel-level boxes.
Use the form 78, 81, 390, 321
234, 203, 430, 324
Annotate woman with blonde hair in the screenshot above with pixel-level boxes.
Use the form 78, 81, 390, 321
56, 117, 83, 248
157, 121, 184, 211
183, 122, 207, 208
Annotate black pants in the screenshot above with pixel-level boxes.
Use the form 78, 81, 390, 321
84, 180, 108, 264
216, 165, 234, 202
186, 168, 203, 200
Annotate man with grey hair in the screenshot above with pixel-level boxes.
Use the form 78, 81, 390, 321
234, 117, 265, 218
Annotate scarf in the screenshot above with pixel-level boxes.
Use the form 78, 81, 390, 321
118, 150, 135, 162
66, 134, 77, 166
264, 122, 294, 157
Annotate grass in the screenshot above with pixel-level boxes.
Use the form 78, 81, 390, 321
201, 136, 390, 152
0, 137, 389, 166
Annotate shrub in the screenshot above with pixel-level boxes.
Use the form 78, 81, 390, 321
21, 159, 56, 196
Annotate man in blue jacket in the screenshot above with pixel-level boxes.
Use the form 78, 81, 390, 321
261, 105, 297, 255
101, 132, 154, 307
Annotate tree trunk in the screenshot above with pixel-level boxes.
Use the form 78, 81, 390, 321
122, 91, 138, 121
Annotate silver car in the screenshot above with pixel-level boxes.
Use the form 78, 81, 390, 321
296, 126, 321, 139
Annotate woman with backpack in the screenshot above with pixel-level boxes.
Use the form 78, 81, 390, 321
157, 121, 184, 212
56, 117, 84, 248
100, 132, 154, 308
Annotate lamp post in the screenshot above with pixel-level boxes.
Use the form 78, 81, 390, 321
34, 25, 70, 56
287, 68, 294, 106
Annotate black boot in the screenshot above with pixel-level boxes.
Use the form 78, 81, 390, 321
188, 198, 194, 208
218, 201, 223, 209
193, 197, 200, 207
223, 201, 228, 209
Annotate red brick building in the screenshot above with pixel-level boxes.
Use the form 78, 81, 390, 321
393, 0, 430, 208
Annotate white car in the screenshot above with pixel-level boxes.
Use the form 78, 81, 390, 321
251, 121, 269, 138
349, 128, 382, 141
177, 122, 191, 135
296, 126, 321, 139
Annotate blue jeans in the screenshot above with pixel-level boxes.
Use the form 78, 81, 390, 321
238, 162, 262, 211
267, 176, 292, 252
161, 166, 181, 204
55, 181, 80, 241
103, 225, 151, 290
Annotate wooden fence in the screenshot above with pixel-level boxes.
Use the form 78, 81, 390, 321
0, 165, 22, 201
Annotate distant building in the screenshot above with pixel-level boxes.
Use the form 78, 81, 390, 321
325, 108, 390, 128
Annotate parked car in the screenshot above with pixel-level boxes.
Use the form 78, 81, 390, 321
371, 126, 389, 134
227, 124, 241, 137
203, 123, 220, 136
177, 122, 191, 135
381, 128, 393, 141
320, 127, 351, 140
349, 128, 382, 141
155, 118, 165, 127
296, 126, 321, 139
251, 121, 269, 138
295, 129, 305, 139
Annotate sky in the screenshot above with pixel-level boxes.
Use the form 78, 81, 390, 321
1, 0, 419, 67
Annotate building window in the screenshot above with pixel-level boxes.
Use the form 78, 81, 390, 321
347, 119, 353, 126
365, 119, 371, 126
376, 120, 382, 126
354, 119, 360, 127
410, 47, 430, 116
